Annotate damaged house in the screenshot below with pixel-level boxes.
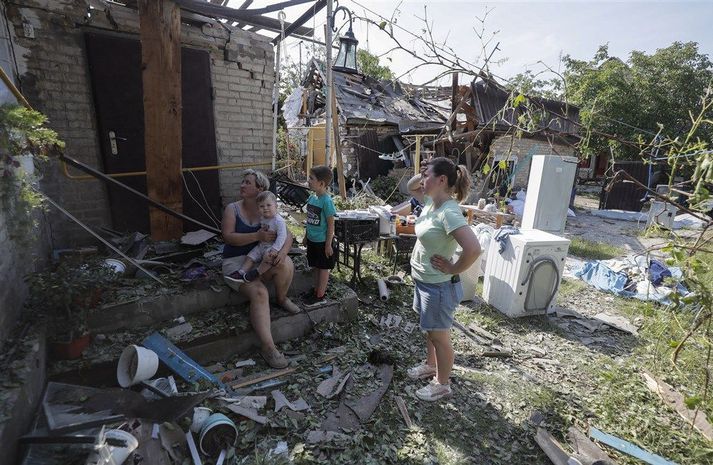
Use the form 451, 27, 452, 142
2, 0, 295, 247
285, 60, 580, 196
284, 59, 448, 181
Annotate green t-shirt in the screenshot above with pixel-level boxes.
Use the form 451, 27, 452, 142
306, 193, 336, 242
410, 197, 468, 283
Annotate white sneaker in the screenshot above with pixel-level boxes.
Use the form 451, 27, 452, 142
407, 363, 437, 380
415, 382, 452, 402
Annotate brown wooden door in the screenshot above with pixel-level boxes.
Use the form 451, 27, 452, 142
84, 32, 221, 234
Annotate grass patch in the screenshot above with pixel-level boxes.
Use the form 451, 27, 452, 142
569, 237, 624, 260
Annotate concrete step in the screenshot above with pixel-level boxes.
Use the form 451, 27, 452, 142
50, 281, 358, 386
87, 268, 314, 333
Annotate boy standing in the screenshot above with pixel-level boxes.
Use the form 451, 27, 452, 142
304, 165, 337, 306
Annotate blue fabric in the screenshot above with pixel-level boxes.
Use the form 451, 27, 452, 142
306, 193, 337, 242
410, 197, 424, 217
575, 261, 629, 295
223, 203, 261, 259
494, 226, 520, 254
648, 259, 672, 286
413, 279, 463, 331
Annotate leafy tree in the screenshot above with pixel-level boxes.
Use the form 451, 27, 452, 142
357, 49, 395, 81
562, 42, 713, 159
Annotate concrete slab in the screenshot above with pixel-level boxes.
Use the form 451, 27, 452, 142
49, 283, 357, 385
88, 268, 313, 333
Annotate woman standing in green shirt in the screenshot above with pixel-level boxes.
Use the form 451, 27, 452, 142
408, 157, 482, 401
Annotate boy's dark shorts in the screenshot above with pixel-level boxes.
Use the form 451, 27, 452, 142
306, 239, 338, 270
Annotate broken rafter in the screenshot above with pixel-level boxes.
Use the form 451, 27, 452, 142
172, 0, 313, 37
272, 0, 327, 45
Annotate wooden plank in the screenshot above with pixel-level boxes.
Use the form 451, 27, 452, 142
451, 73, 458, 133
642, 370, 713, 441
394, 396, 413, 429
330, 92, 347, 199
534, 427, 571, 465
231, 367, 296, 389
138, 0, 183, 240
567, 426, 616, 465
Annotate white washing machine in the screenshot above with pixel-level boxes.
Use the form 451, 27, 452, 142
483, 229, 570, 318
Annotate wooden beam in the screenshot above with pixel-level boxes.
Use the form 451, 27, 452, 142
330, 92, 347, 199
451, 73, 458, 133
272, 0, 327, 45
173, 0, 313, 37
138, 0, 183, 240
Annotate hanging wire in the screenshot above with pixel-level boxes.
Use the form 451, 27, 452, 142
181, 173, 220, 228
187, 170, 221, 225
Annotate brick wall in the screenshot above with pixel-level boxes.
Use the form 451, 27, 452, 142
6, 1, 274, 247
489, 135, 576, 190
0, 204, 50, 343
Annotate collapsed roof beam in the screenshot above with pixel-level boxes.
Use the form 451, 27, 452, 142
234, 0, 254, 29
272, 0, 326, 44
172, 0, 313, 36
245, 0, 316, 16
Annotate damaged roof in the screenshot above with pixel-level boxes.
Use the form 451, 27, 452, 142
297, 60, 447, 133
471, 79, 580, 135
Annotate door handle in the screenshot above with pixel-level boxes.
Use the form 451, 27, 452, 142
108, 131, 127, 156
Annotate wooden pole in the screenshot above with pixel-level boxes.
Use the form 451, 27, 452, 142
138, 0, 183, 240
450, 72, 458, 133
330, 92, 347, 199
414, 135, 422, 175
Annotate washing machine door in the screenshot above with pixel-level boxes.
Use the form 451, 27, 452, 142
523, 257, 560, 313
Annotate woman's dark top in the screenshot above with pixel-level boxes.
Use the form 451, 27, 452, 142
223, 202, 260, 259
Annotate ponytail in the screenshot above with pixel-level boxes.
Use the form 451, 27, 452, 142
429, 157, 472, 202
454, 164, 471, 202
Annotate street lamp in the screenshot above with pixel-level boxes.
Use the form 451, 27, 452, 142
331, 6, 358, 74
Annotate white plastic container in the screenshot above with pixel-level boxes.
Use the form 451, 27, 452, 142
117, 345, 159, 387
647, 200, 677, 230
104, 429, 139, 465
452, 245, 482, 302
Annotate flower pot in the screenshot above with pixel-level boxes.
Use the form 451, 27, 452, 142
116, 345, 159, 387
50, 333, 91, 360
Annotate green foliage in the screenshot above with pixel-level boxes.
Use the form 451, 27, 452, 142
357, 49, 395, 81
562, 42, 713, 159
568, 237, 624, 260
369, 174, 407, 204
0, 104, 64, 243
26, 258, 118, 337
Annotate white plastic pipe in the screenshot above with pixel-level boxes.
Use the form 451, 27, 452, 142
377, 278, 390, 301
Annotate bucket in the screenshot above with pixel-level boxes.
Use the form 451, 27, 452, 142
199, 413, 238, 456
117, 345, 159, 387
105, 429, 138, 465
191, 406, 213, 433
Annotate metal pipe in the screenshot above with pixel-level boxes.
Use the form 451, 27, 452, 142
38, 189, 165, 286
61, 159, 272, 181
0, 64, 32, 110
59, 154, 222, 234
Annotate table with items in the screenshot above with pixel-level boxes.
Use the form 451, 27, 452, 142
334, 212, 381, 285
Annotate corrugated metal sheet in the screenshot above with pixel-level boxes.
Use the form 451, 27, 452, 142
599, 161, 649, 211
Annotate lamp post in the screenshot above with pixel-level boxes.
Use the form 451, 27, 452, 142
331, 6, 358, 74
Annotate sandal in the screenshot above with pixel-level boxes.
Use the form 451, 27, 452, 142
261, 348, 288, 369
279, 298, 301, 315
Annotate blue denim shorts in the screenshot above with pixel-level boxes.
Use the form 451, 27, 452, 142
413, 278, 463, 331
